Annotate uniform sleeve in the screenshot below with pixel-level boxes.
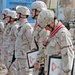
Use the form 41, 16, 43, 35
36, 29, 50, 64
31, 37, 37, 50
13, 25, 19, 37
25, 24, 33, 48
60, 32, 74, 73
31, 26, 41, 50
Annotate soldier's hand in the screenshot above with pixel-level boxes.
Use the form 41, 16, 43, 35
33, 62, 40, 69
42, 38, 48, 46
44, 71, 48, 75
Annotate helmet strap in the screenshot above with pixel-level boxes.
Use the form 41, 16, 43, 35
8, 17, 12, 23
3, 14, 8, 20
47, 19, 56, 32
32, 9, 38, 19
17, 13, 21, 20
38, 24, 43, 29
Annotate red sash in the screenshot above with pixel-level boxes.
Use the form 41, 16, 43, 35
34, 21, 38, 28
50, 24, 63, 37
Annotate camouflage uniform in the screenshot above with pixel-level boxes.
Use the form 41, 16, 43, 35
2, 9, 11, 65
3, 23, 13, 68
31, 25, 49, 75
37, 9, 74, 75
2, 10, 18, 69
1, 8, 11, 75
31, 1, 48, 75
7, 22, 18, 68
9, 5, 33, 75
15, 19, 33, 75
0, 21, 4, 64
44, 26, 74, 75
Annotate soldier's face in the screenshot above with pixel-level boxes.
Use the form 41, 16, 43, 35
2, 14, 10, 21
10, 18, 15, 22
17, 12, 26, 19
45, 25, 52, 31
2, 14, 8, 20
5, 16, 10, 22
20, 14, 26, 18
31, 9, 40, 19
3, 16, 10, 24
17, 12, 20, 19
2, 14, 4, 19
31, 9, 35, 17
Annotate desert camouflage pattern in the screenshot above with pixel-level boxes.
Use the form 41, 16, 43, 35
31, 25, 50, 75
0, 21, 4, 64
44, 26, 74, 75
7, 22, 19, 68
13, 19, 33, 75
2, 23, 12, 68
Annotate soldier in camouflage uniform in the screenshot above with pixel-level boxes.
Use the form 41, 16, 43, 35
31, 1, 50, 75
2, 9, 12, 69
37, 9, 74, 75
0, 20, 8, 75
3, 10, 19, 75
0, 21, 4, 64
3, 10, 18, 68
0, 8, 12, 75
12, 6, 33, 75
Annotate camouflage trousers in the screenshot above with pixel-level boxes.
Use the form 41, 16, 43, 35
33, 68, 39, 75
8, 58, 33, 75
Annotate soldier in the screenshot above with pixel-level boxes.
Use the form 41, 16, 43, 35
0, 21, 4, 64
0, 8, 12, 75
3, 10, 19, 75
37, 9, 74, 75
14, 5, 33, 75
0, 17, 8, 75
31, 1, 50, 75
2, 9, 12, 69
6, 10, 18, 68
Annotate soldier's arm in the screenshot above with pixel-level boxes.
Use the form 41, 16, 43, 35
25, 24, 33, 48
13, 25, 19, 37
60, 32, 74, 73
36, 29, 50, 64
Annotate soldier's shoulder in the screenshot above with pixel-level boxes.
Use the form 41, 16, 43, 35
56, 26, 71, 38
24, 22, 33, 29
12, 22, 19, 29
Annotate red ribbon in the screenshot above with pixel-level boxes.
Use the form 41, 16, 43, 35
50, 24, 63, 37
34, 21, 38, 28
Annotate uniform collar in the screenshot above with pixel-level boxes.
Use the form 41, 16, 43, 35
19, 19, 28, 26
50, 23, 63, 37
